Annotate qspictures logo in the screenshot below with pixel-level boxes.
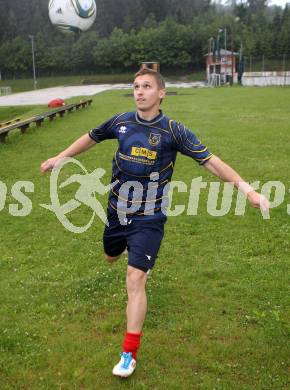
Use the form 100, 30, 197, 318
40, 158, 115, 232
0, 158, 289, 234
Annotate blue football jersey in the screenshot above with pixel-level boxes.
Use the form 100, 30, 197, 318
89, 111, 212, 219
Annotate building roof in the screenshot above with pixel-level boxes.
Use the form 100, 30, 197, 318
205, 49, 239, 56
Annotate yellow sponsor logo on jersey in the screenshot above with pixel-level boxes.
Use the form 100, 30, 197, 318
131, 147, 157, 160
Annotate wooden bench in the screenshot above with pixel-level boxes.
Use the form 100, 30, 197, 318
0, 118, 21, 128
0, 99, 92, 143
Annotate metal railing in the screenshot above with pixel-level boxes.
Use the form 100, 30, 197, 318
0, 87, 12, 96
243, 55, 290, 73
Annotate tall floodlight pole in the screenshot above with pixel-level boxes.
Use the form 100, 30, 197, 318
224, 27, 227, 51
231, 17, 240, 86
28, 35, 37, 90
208, 37, 214, 84
283, 53, 286, 86
231, 32, 234, 86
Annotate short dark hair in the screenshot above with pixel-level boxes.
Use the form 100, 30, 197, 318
134, 68, 166, 90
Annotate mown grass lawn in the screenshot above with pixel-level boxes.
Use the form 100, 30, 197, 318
0, 86, 289, 389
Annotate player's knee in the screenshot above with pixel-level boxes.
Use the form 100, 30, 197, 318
104, 253, 120, 263
126, 266, 147, 296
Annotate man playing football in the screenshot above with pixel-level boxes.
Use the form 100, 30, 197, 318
41, 68, 269, 378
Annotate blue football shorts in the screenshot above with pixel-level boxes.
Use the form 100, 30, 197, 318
103, 214, 166, 273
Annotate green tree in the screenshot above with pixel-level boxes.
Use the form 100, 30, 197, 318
278, 5, 290, 55
0, 37, 31, 77
71, 32, 100, 73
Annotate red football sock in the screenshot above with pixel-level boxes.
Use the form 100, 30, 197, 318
122, 331, 142, 360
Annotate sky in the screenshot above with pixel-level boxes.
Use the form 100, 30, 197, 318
268, 0, 289, 6
219, 1, 289, 6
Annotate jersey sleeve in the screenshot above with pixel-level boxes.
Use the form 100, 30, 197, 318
88, 113, 123, 143
169, 120, 213, 165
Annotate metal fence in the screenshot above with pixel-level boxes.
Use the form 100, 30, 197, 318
0, 86, 12, 96
243, 55, 290, 73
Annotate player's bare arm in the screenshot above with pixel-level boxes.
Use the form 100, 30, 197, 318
204, 154, 270, 211
40, 133, 96, 172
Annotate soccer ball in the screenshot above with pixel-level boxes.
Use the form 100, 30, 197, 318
48, 0, 97, 34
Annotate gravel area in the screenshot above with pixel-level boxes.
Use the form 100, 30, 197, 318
0, 82, 206, 107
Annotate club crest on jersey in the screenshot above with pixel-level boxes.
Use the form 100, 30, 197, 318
149, 133, 161, 146
119, 126, 127, 134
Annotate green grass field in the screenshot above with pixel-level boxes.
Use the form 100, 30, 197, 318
0, 86, 289, 389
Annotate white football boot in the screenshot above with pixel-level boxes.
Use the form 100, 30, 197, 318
112, 352, 136, 378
